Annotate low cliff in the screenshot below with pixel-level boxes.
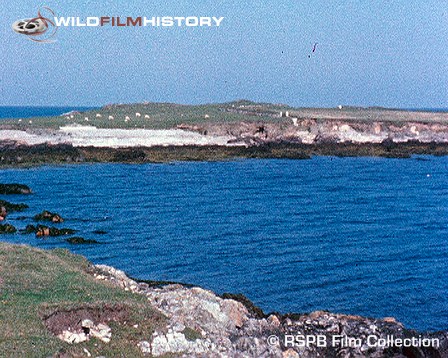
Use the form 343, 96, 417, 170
94, 264, 448, 358
178, 119, 448, 146
0, 243, 446, 357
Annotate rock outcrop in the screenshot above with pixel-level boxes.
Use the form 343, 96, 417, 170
33, 210, 64, 223
0, 223, 17, 234
197, 120, 448, 146
0, 199, 29, 213
66, 237, 100, 244
91, 265, 448, 358
0, 183, 31, 194
23, 224, 76, 237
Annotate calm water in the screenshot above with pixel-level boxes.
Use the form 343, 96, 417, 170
0, 106, 96, 119
0, 158, 447, 332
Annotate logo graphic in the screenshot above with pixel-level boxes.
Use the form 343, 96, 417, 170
11, 7, 224, 43
12, 7, 58, 43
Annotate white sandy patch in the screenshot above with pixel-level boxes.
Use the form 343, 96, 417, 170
0, 126, 240, 148
0, 130, 64, 145
335, 127, 387, 143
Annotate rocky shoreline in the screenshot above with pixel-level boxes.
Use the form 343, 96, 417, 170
1, 240, 446, 358
89, 264, 448, 357
0, 141, 448, 167
1, 105, 448, 165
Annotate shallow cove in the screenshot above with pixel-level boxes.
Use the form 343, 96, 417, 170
0, 156, 447, 331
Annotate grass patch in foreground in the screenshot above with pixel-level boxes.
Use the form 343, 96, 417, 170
0, 242, 166, 357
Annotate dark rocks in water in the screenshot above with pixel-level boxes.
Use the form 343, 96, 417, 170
34, 210, 64, 223
66, 237, 100, 244
0, 143, 84, 165
0, 206, 6, 221
24, 224, 76, 237
93, 230, 108, 235
0, 183, 31, 194
37, 225, 75, 237
0, 200, 29, 213
0, 223, 17, 234
21, 224, 37, 234
113, 149, 146, 162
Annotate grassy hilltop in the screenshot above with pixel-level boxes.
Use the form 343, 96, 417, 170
1, 100, 447, 130
0, 100, 290, 130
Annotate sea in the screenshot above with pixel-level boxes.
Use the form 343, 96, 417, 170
0, 106, 96, 119
0, 107, 447, 332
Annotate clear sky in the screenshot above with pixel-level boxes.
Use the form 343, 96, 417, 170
1, 1, 447, 108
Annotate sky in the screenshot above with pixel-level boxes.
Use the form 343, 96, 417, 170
0, 1, 447, 108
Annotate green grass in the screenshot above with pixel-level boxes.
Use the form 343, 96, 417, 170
1, 100, 447, 135
0, 101, 294, 130
0, 243, 166, 357
1, 100, 447, 132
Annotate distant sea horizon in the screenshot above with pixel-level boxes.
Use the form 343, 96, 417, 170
0, 105, 446, 119
0, 106, 98, 119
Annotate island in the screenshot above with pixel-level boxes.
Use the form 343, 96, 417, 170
0, 100, 448, 166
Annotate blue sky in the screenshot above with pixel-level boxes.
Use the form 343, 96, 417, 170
1, 1, 447, 107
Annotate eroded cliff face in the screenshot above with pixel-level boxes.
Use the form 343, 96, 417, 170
178, 120, 448, 146
90, 265, 448, 358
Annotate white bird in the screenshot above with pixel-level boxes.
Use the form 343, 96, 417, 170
125, 116, 130, 120
96, 113, 102, 118
29, 120, 32, 124
144, 114, 150, 119
135, 112, 141, 117
85, 117, 89, 121
108, 115, 114, 120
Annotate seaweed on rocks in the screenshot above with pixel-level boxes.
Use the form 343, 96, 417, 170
23, 224, 76, 237
93, 230, 108, 235
66, 237, 100, 244
0, 183, 31, 194
34, 210, 64, 223
0, 223, 17, 234
0, 200, 29, 212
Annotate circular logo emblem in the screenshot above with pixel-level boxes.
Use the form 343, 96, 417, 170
11, 7, 58, 43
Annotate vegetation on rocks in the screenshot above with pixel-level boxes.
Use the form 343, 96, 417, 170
34, 210, 65, 223
30, 225, 76, 237
0, 183, 31, 194
66, 237, 100, 245
0, 199, 29, 212
0, 242, 166, 357
0, 223, 17, 234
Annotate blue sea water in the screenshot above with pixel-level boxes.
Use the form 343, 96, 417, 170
0, 158, 447, 332
0, 106, 96, 119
